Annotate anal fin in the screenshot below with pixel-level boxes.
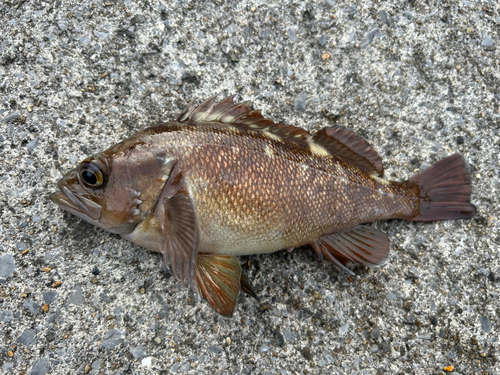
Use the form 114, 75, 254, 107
312, 225, 390, 274
195, 254, 242, 317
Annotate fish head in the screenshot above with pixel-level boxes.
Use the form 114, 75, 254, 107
50, 142, 176, 235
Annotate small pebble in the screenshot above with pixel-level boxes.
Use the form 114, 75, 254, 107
23, 299, 40, 315
0, 254, 15, 279
339, 323, 350, 335
294, 92, 308, 111
26, 136, 39, 153
29, 358, 49, 375
480, 316, 491, 333
17, 329, 36, 347
481, 34, 494, 48
102, 329, 123, 350
208, 346, 221, 353
130, 345, 147, 359
68, 286, 84, 305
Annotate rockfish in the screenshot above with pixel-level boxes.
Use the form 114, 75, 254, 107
50, 96, 476, 316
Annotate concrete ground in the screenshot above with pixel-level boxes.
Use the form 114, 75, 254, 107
0, 0, 499, 374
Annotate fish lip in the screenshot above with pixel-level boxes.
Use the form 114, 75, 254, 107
50, 180, 103, 221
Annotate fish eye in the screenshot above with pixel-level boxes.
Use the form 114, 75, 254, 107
79, 161, 107, 189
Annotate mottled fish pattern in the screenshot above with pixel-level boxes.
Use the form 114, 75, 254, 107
51, 96, 476, 316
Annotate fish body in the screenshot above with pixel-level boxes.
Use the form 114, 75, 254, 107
51, 96, 476, 316
123, 121, 415, 256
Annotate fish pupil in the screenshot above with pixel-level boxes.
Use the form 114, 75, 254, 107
81, 170, 97, 185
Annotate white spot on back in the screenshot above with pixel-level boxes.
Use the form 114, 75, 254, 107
264, 145, 274, 157
372, 175, 391, 186
264, 131, 281, 142
308, 139, 330, 157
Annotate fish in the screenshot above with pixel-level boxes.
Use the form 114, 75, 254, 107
50, 96, 476, 316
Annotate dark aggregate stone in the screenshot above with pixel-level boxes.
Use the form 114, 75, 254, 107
43, 291, 58, 304
301, 347, 313, 361
0, 254, 15, 279
23, 299, 40, 316
361, 28, 379, 48
379, 10, 389, 24
208, 346, 221, 354
130, 345, 147, 359
68, 286, 84, 305
480, 316, 491, 333
294, 92, 308, 111
26, 136, 39, 153
273, 328, 285, 347
481, 34, 494, 48
16, 242, 27, 251
0, 310, 15, 323
102, 329, 123, 350
29, 358, 49, 375
17, 329, 36, 347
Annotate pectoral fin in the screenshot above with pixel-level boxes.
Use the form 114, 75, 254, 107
195, 254, 242, 317
160, 191, 199, 291
312, 225, 390, 274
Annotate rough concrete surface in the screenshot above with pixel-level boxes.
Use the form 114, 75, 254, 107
0, 0, 499, 374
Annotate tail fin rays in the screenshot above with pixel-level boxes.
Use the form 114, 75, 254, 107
410, 154, 476, 221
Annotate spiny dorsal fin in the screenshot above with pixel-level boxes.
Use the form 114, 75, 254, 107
313, 126, 384, 177
176, 96, 383, 176
175, 95, 312, 141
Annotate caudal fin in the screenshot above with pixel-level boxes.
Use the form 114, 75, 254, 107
409, 154, 476, 221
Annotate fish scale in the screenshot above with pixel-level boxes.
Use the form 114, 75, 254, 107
51, 96, 476, 316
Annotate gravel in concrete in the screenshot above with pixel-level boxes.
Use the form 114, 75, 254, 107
1, 0, 498, 374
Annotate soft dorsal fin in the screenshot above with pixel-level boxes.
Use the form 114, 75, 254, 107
313, 126, 384, 176
176, 95, 312, 141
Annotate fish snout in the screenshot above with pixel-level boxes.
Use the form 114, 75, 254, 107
50, 173, 103, 221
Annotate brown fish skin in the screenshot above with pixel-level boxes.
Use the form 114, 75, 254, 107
51, 96, 476, 316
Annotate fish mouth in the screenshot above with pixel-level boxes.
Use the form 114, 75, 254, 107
50, 181, 103, 221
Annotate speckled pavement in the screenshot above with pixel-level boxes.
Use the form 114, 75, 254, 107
1, 1, 499, 374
